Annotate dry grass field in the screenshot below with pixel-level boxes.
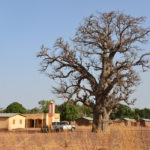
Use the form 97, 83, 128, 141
0, 126, 150, 150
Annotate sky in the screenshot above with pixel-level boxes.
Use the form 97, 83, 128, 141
0, 0, 150, 109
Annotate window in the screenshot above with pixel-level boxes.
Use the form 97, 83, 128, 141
20, 120, 22, 124
13, 120, 15, 124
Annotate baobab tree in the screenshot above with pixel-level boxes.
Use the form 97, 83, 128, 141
37, 11, 150, 132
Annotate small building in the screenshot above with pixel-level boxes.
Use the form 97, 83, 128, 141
24, 113, 60, 128
111, 118, 137, 127
76, 117, 93, 126
25, 101, 60, 128
122, 118, 136, 126
111, 119, 125, 126
0, 101, 60, 130
139, 119, 150, 127
0, 113, 25, 131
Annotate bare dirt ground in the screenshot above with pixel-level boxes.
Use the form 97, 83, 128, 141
0, 126, 150, 150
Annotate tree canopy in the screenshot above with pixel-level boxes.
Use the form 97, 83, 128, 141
37, 11, 150, 132
110, 104, 150, 120
110, 104, 135, 120
38, 100, 50, 113
27, 107, 42, 114
56, 100, 78, 121
5, 102, 26, 114
60, 105, 78, 121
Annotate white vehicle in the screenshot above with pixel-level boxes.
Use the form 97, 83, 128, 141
52, 122, 75, 132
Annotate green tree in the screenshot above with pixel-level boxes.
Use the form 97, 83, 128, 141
27, 107, 42, 114
76, 104, 93, 118
110, 104, 135, 119
134, 108, 141, 120
61, 105, 78, 121
55, 101, 78, 121
139, 108, 150, 119
55, 104, 61, 113
38, 100, 50, 113
5, 102, 26, 113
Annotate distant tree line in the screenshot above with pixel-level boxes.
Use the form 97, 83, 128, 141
110, 104, 150, 120
1, 101, 150, 121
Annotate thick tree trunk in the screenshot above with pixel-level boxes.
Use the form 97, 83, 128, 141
92, 108, 110, 132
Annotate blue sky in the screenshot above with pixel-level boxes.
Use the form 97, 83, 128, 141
0, 0, 150, 109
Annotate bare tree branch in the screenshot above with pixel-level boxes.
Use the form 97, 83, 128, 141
37, 11, 150, 132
